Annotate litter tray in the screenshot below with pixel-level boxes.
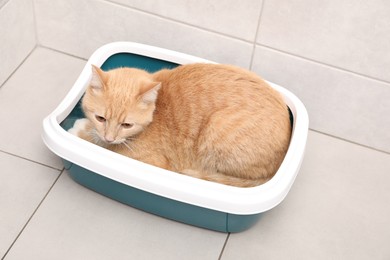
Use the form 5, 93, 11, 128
42, 42, 309, 233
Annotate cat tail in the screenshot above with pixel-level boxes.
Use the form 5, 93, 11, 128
181, 169, 269, 188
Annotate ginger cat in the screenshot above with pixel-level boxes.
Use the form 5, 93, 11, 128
68, 64, 291, 187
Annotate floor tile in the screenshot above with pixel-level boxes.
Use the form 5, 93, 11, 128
257, 0, 390, 82
0, 0, 9, 9
0, 151, 60, 258
221, 131, 390, 259
34, 0, 253, 68
0, 47, 86, 169
111, 0, 262, 41
4, 172, 227, 260
0, 0, 35, 86
252, 46, 390, 153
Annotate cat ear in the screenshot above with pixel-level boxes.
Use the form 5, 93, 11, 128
141, 82, 161, 104
90, 65, 106, 91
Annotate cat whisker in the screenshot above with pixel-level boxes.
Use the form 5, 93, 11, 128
122, 141, 134, 153
126, 137, 136, 142
89, 129, 106, 147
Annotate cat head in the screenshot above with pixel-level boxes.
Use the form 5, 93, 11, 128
82, 65, 161, 145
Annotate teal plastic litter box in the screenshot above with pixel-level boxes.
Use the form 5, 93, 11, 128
42, 42, 309, 233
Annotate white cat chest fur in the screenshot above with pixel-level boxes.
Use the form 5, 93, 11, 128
42, 42, 309, 232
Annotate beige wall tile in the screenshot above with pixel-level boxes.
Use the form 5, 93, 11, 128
252, 46, 390, 152
0, 0, 9, 8
257, 0, 390, 82
0, 0, 35, 86
110, 0, 263, 41
34, 0, 253, 68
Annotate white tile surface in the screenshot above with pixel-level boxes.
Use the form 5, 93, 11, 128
0, 151, 60, 257
257, 0, 390, 82
2, 46, 390, 260
222, 131, 390, 260
252, 46, 390, 153
0, 0, 9, 8
0, 47, 86, 169
4, 172, 227, 260
110, 0, 263, 41
34, 0, 253, 68
0, 2, 389, 259
0, 0, 35, 86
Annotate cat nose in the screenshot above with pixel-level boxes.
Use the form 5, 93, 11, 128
104, 135, 115, 143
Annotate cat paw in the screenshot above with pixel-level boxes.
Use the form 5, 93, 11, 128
68, 118, 90, 137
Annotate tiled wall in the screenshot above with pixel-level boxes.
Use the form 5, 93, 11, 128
0, 0, 36, 86
2, 0, 390, 153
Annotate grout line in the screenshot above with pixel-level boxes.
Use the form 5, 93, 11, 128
30, 0, 40, 45
0, 45, 38, 90
102, 0, 251, 44
1, 170, 64, 260
218, 233, 230, 260
309, 129, 390, 155
249, 0, 266, 70
0, 0, 10, 9
102, 0, 390, 85
1, 50, 387, 157
256, 43, 390, 86
0, 149, 63, 171
2, 4, 387, 157
31, 0, 390, 86
37, 44, 88, 61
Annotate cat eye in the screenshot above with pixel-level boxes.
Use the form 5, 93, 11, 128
95, 115, 106, 123
121, 123, 134, 129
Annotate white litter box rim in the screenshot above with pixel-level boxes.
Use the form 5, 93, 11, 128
42, 42, 309, 215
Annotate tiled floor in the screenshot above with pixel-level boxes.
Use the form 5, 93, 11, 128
1, 47, 390, 260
